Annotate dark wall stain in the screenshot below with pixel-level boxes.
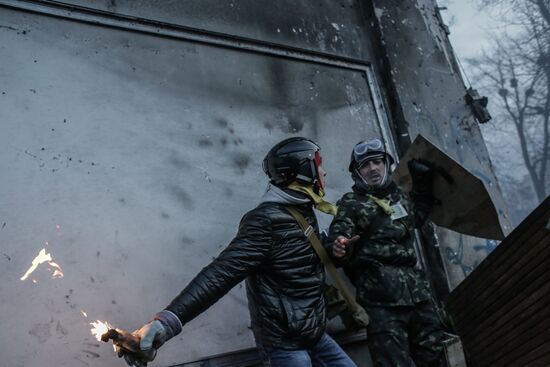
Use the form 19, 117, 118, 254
169, 156, 191, 170
216, 118, 228, 128
56, 321, 68, 336
29, 322, 51, 343
0, 24, 18, 32
233, 153, 251, 174
264, 121, 274, 133
288, 118, 304, 133
170, 186, 195, 209
181, 235, 196, 245
82, 342, 100, 348
81, 349, 100, 358
198, 136, 214, 147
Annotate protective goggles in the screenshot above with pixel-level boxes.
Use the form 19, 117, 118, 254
353, 139, 385, 163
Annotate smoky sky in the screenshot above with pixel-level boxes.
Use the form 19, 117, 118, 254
440, 0, 508, 59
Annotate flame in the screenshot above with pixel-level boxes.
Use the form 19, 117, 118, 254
49, 261, 64, 279
20, 249, 51, 280
20, 248, 64, 281
90, 320, 112, 342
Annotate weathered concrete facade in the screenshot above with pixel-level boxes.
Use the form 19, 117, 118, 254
0, 1, 506, 366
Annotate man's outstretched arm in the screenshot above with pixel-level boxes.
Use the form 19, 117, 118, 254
120, 208, 273, 366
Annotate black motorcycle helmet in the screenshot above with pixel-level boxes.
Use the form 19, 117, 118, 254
262, 137, 324, 191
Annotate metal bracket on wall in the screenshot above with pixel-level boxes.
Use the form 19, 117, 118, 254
465, 88, 492, 124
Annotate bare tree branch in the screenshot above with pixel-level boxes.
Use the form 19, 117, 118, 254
471, 0, 550, 203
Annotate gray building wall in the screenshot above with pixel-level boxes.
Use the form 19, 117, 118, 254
57, 0, 376, 61
0, 0, 505, 366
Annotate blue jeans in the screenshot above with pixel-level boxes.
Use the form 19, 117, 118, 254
259, 333, 357, 367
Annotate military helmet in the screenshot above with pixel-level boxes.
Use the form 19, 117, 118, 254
348, 138, 395, 172
263, 137, 324, 189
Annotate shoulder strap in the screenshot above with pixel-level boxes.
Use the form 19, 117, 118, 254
285, 206, 361, 313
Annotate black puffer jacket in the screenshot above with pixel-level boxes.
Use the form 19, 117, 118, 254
166, 202, 326, 349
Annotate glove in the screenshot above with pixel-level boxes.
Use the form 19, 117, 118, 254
408, 158, 435, 178
120, 310, 183, 367
408, 159, 435, 194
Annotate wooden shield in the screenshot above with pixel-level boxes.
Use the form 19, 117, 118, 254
392, 135, 506, 240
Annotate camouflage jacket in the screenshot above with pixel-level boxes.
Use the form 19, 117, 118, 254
328, 183, 433, 307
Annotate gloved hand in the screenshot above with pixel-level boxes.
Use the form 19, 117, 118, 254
408, 158, 435, 178
407, 158, 435, 194
119, 310, 183, 367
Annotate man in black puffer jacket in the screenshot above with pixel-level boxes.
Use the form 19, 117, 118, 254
119, 137, 356, 367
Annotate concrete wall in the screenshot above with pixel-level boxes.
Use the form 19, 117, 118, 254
0, 0, 507, 366
0, 2, 385, 366
56, 0, 375, 61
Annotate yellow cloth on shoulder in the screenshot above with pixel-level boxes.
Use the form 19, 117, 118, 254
367, 194, 394, 215
287, 182, 338, 216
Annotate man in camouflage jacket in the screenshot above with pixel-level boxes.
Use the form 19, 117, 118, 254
328, 138, 446, 367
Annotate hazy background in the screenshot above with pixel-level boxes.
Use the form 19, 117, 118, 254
440, 0, 549, 225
